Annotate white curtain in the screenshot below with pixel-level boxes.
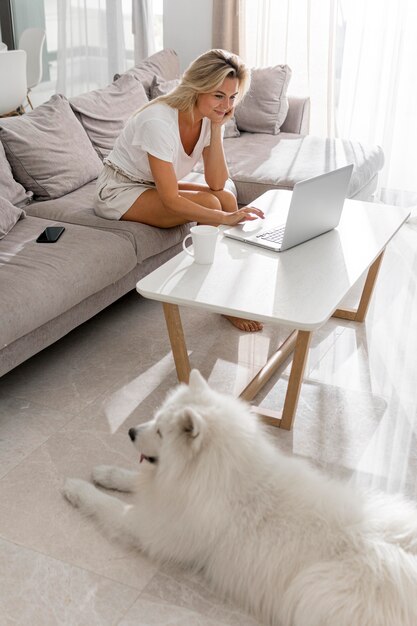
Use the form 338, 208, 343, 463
242, 0, 338, 137
337, 0, 417, 207
242, 0, 417, 207
133, 0, 155, 63
56, 0, 155, 97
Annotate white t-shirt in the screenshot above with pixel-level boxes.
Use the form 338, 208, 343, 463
105, 103, 212, 183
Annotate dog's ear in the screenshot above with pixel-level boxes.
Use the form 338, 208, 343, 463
177, 407, 206, 446
188, 369, 208, 393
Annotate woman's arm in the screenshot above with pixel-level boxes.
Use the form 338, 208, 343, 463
202, 106, 237, 191
148, 154, 263, 226
202, 122, 229, 191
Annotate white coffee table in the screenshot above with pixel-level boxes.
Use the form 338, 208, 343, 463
137, 192, 409, 430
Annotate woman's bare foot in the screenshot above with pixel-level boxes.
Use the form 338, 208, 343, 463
223, 315, 263, 332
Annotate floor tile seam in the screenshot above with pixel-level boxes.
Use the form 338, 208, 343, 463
0, 530, 147, 597
63, 369, 135, 412
0, 395, 78, 422
114, 572, 163, 625
55, 406, 106, 435
0, 366, 125, 409
119, 586, 204, 623
0, 432, 62, 483
127, 584, 251, 625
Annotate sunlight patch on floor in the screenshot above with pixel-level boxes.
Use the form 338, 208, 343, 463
104, 351, 189, 433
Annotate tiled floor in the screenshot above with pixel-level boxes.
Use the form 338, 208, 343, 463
1, 215, 417, 625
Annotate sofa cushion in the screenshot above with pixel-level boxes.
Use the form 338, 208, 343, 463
223, 117, 240, 139
0, 141, 33, 207
125, 49, 180, 97
235, 65, 292, 134
230, 133, 384, 202
0, 215, 137, 348
25, 182, 191, 264
0, 196, 26, 239
70, 75, 149, 160
0, 95, 102, 200
193, 132, 385, 204
149, 75, 179, 99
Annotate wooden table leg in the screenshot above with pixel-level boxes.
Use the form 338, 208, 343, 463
244, 330, 312, 431
162, 303, 191, 383
279, 330, 312, 430
239, 330, 298, 402
162, 304, 312, 431
333, 251, 384, 322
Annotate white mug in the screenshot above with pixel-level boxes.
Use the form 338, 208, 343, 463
182, 225, 219, 264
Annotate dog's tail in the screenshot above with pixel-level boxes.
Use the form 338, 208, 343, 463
280, 541, 417, 626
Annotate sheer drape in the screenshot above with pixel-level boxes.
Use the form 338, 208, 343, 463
56, 0, 154, 97
242, 0, 338, 137
337, 0, 417, 207
133, 0, 155, 63
242, 0, 417, 206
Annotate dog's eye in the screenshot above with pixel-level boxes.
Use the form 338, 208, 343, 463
156, 428, 162, 438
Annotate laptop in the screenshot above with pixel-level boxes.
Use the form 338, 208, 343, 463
224, 164, 353, 252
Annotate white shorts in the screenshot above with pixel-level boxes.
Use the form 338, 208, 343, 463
94, 163, 155, 220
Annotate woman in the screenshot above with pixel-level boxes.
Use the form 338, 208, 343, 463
94, 49, 264, 332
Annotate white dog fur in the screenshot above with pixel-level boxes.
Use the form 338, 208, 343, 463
64, 370, 417, 626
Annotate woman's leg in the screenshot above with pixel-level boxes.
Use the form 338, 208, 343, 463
178, 183, 238, 213
121, 186, 263, 332
121, 188, 222, 227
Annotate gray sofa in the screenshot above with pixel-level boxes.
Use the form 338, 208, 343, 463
0, 49, 384, 377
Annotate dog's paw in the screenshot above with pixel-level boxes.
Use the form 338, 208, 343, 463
92, 465, 138, 492
92, 465, 118, 488
62, 478, 95, 509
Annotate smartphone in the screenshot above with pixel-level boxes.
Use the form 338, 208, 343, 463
36, 226, 65, 243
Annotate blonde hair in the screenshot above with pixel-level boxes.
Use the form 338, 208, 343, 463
136, 49, 251, 116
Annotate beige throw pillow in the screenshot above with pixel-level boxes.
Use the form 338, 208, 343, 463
223, 117, 240, 139
70, 75, 149, 159
149, 75, 179, 99
125, 49, 180, 96
235, 65, 292, 134
0, 196, 25, 239
0, 141, 33, 207
0, 95, 102, 200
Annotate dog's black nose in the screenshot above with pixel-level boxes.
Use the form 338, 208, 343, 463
128, 427, 136, 442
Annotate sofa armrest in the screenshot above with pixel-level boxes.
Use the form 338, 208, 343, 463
280, 96, 310, 135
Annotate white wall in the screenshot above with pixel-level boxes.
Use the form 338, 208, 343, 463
163, 0, 212, 71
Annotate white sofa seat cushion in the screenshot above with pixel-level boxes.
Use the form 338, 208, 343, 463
25, 182, 190, 264
193, 132, 384, 205
0, 216, 137, 348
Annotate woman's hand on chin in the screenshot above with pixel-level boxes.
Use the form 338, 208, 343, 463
210, 106, 235, 128
221, 106, 235, 125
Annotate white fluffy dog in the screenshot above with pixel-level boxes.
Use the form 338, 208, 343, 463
64, 370, 417, 626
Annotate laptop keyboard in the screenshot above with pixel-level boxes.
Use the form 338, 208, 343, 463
256, 225, 286, 244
